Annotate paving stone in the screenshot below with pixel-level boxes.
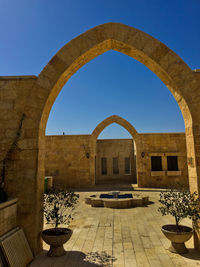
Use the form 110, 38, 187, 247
30, 191, 200, 266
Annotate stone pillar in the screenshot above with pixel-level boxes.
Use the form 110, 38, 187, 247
89, 136, 96, 186
136, 135, 145, 187
186, 126, 200, 194
185, 124, 200, 251
193, 221, 200, 251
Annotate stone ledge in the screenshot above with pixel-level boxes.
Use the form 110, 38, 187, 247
167, 171, 182, 176
0, 75, 37, 80
0, 198, 18, 210
151, 171, 165, 176
0, 198, 18, 236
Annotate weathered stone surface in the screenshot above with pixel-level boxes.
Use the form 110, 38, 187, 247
95, 139, 136, 184
45, 135, 92, 188
0, 198, 18, 236
30, 191, 200, 267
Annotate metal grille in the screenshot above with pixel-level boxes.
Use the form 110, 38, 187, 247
113, 157, 119, 174
167, 156, 178, 171
0, 228, 33, 267
101, 157, 107, 175
151, 156, 162, 171
125, 157, 131, 174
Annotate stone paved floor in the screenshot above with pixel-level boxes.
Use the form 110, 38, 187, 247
29, 188, 200, 267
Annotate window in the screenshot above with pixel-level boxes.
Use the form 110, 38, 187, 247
151, 156, 162, 171
167, 156, 178, 171
113, 157, 119, 174
101, 157, 107, 175
125, 157, 131, 174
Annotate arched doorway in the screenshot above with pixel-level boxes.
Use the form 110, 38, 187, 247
20, 22, 200, 252
91, 115, 138, 185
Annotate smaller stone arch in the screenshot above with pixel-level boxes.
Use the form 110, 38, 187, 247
91, 115, 139, 185
91, 115, 138, 140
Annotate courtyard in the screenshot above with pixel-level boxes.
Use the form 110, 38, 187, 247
30, 187, 200, 267
0, 2, 200, 265
1, 21, 200, 254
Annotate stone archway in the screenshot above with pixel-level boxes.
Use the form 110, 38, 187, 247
91, 115, 139, 185
91, 115, 138, 139
2, 22, 199, 252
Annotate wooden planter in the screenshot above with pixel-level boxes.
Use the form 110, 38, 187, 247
0, 198, 18, 236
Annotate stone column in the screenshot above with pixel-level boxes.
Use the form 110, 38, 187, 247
186, 124, 200, 251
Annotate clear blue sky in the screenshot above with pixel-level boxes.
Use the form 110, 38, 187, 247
1, 1, 200, 138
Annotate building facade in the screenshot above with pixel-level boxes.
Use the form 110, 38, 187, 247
45, 116, 188, 189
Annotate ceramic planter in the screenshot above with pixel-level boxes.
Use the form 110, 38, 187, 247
41, 228, 72, 257
161, 224, 193, 254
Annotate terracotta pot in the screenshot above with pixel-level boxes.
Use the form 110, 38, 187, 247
41, 228, 72, 257
161, 224, 193, 254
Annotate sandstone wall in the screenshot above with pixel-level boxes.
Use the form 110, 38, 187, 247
45, 135, 92, 187
45, 133, 188, 189
96, 139, 136, 184
139, 133, 188, 188
0, 76, 40, 253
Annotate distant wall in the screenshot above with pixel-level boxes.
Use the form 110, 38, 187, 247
45, 132, 188, 189
96, 139, 136, 184
138, 133, 188, 188
45, 135, 91, 187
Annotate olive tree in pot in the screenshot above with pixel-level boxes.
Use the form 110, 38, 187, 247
158, 188, 200, 254
42, 188, 79, 257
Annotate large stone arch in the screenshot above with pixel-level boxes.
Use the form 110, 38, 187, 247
31, 23, 199, 195
2, 22, 199, 252
36, 22, 195, 133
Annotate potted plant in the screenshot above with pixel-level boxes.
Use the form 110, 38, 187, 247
42, 188, 79, 257
158, 188, 200, 254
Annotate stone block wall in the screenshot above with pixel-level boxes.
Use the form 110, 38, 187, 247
45, 135, 92, 187
138, 133, 188, 188
96, 139, 136, 184
0, 198, 18, 236
45, 133, 188, 189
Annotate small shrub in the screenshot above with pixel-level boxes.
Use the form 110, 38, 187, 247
43, 188, 79, 232
158, 188, 200, 231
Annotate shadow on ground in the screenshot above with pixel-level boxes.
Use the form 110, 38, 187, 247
29, 250, 116, 267
181, 248, 200, 261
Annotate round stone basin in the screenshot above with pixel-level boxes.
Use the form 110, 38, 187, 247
85, 192, 149, 209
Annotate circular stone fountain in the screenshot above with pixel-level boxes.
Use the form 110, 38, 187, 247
85, 191, 149, 208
